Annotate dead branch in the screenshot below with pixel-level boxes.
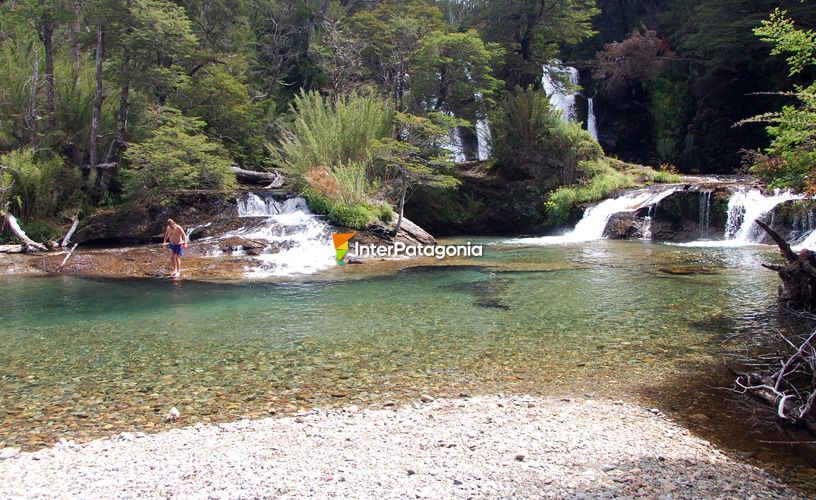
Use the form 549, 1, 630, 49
59, 243, 78, 269
230, 166, 285, 187
3, 213, 47, 251
756, 219, 797, 263
61, 215, 79, 248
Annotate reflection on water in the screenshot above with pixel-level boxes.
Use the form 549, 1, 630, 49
1, 240, 815, 487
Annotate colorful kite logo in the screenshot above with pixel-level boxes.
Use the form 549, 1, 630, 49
332, 233, 356, 264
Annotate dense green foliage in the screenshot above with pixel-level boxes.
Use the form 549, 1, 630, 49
3, 0, 800, 238
748, 7, 816, 195
584, 0, 816, 172
492, 88, 602, 189
544, 159, 681, 225
122, 108, 236, 204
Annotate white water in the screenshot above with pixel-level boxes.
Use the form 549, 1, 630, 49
541, 61, 579, 123
587, 98, 598, 140
699, 190, 712, 234
506, 186, 680, 245
678, 188, 801, 248
227, 193, 334, 277
476, 117, 492, 161
442, 127, 467, 163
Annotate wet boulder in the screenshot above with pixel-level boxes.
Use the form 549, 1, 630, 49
604, 212, 646, 239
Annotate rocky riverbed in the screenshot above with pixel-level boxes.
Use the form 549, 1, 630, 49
0, 395, 803, 498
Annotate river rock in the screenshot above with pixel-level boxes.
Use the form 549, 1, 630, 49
604, 213, 646, 239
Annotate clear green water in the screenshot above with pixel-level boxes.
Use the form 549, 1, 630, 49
1, 239, 815, 485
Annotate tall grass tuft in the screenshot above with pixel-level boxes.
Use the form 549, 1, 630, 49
271, 91, 394, 178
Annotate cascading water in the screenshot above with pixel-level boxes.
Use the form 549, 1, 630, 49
699, 191, 712, 235
679, 188, 801, 247
587, 98, 598, 140
541, 61, 580, 123
225, 193, 334, 277
476, 117, 492, 161
506, 186, 680, 245
442, 127, 467, 163
541, 61, 599, 137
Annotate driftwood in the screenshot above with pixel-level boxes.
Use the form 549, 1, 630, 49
229, 166, 285, 188
61, 216, 79, 248
0, 244, 24, 253
757, 219, 816, 310
3, 213, 47, 252
741, 221, 816, 431
60, 243, 79, 269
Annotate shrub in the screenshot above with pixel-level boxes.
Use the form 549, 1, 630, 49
302, 187, 391, 230
491, 87, 602, 188
272, 91, 393, 178
1, 148, 67, 222
543, 157, 680, 225
122, 107, 236, 204
329, 202, 377, 229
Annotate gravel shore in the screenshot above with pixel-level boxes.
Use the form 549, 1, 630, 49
0, 395, 802, 499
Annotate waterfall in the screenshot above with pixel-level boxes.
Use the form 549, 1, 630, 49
724, 189, 800, 242
226, 193, 334, 277
541, 61, 579, 123
699, 191, 712, 234
505, 186, 679, 245
587, 98, 598, 140
237, 193, 310, 217
476, 117, 492, 161
679, 188, 802, 247
442, 127, 467, 164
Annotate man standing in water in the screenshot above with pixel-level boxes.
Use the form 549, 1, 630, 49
162, 219, 188, 277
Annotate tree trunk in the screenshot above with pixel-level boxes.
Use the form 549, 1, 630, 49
69, 0, 81, 67
105, 54, 130, 166
61, 216, 80, 248
392, 179, 407, 237
3, 213, 47, 251
39, 9, 56, 131
758, 220, 816, 310
88, 25, 105, 195
106, 0, 132, 166
26, 51, 41, 149
229, 166, 285, 187
305, 0, 330, 57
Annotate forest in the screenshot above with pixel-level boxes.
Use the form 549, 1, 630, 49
0, 0, 814, 238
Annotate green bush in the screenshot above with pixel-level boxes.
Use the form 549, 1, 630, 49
329, 203, 377, 229
272, 90, 393, 178
491, 87, 602, 188
303, 187, 391, 229
122, 107, 236, 204
543, 157, 681, 225
1, 148, 67, 222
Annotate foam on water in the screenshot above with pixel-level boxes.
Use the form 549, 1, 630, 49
677, 188, 801, 248
505, 186, 680, 245
227, 193, 334, 277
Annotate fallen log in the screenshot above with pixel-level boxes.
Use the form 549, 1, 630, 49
229, 166, 285, 188
61, 216, 79, 248
3, 213, 47, 252
60, 243, 79, 269
757, 220, 816, 310
0, 244, 23, 253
